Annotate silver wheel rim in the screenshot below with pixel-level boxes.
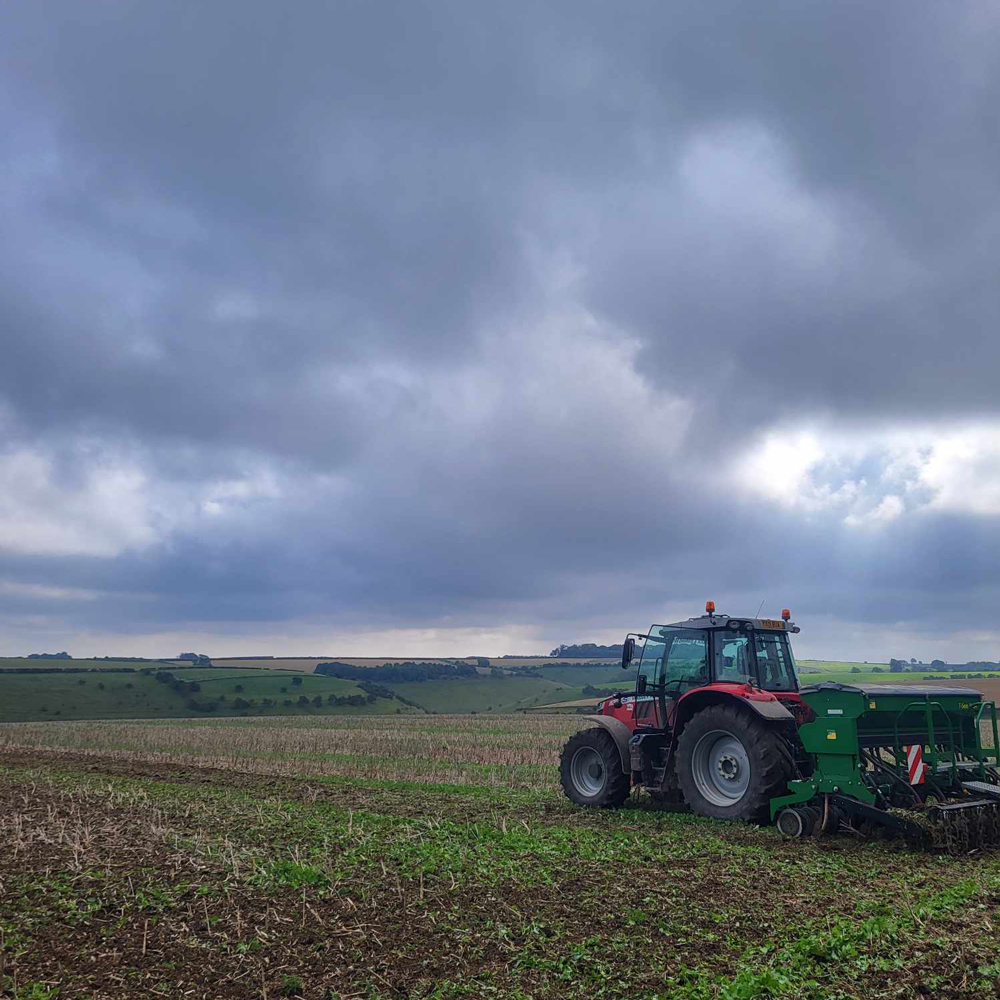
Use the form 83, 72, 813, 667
691, 729, 750, 806
570, 746, 607, 797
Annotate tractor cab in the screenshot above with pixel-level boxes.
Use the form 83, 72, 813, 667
602, 603, 806, 734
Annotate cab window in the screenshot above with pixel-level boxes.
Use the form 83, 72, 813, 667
715, 634, 751, 683
638, 626, 708, 694
636, 634, 666, 691
755, 633, 798, 691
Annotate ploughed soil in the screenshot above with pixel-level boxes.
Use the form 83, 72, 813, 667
1, 748, 998, 999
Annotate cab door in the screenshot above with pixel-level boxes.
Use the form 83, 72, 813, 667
634, 626, 709, 728
633, 631, 667, 726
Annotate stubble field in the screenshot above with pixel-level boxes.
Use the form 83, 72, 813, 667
2, 714, 1000, 999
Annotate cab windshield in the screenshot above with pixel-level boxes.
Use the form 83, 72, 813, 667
714, 628, 798, 690
754, 632, 798, 692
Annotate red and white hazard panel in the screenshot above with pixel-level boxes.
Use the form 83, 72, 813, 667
904, 744, 927, 784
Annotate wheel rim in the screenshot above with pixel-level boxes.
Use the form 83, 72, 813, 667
570, 746, 607, 797
691, 729, 750, 806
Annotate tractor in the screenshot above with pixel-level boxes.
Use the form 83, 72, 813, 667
559, 604, 1000, 850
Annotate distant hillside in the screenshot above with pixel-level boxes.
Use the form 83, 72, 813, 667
549, 643, 623, 658
0, 666, 423, 722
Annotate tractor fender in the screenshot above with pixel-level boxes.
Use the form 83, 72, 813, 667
582, 715, 632, 774
673, 689, 794, 736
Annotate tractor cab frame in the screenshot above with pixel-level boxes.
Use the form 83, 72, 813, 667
611, 612, 806, 735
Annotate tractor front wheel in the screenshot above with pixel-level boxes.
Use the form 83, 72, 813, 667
559, 728, 631, 808
676, 705, 791, 824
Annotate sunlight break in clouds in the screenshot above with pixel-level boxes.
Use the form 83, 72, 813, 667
739, 424, 1000, 525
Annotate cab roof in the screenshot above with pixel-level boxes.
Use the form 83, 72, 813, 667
664, 613, 795, 632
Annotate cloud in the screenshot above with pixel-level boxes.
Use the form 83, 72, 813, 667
734, 423, 1000, 527
1, 2, 999, 660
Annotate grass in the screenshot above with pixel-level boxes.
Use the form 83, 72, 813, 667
797, 659, 890, 673
532, 664, 625, 686
386, 676, 579, 713
0, 669, 420, 723
1, 713, 999, 997
0, 657, 173, 670
3, 654, 990, 725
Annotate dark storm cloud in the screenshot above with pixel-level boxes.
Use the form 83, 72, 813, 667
2, 1, 1000, 656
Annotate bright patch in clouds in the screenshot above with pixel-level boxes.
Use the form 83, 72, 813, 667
0, 449, 159, 557
738, 423, 1000, 524
0, 447, 286, 558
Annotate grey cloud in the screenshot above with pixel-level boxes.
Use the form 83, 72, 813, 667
2, 1, 999, 657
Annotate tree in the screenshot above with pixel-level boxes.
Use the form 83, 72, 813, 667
910, 658, 917, 665
931, 659, 946, 668
292, 676, 303, 686
850, 666, 861, 673
312, 694, 323, 707
549, 643, 623, 658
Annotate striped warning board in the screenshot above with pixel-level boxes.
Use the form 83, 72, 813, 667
905, 744, 927, 784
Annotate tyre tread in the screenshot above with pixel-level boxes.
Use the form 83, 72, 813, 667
559, 728, 630, 809
675, 704, 791, 824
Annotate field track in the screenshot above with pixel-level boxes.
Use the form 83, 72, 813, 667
2, 715, 1000, 998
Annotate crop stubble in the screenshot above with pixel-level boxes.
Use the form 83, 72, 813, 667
1, 713, 1000, 999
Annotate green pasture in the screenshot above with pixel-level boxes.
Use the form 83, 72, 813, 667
533, 663, 624, 686
0, 657, 172, 671
0, 669, 418, 722
386, 675, 578, 713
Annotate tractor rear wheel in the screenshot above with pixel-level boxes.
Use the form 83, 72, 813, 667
676, 705, 791, 824
559, 728, 631, 808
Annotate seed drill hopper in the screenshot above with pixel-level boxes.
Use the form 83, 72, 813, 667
559, 605, 1000, 852
773, 681, 1000, 851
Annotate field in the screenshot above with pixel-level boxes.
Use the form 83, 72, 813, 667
1, 714, 999, 999
215, 659, 455, 672
0, 669, 417, 723
0, 666, 620, 723
531, 664, 623, 686
213, 658, 619, 671
796, 660, 889, 673
0, 659, 174, 671
385, 677, 587, 714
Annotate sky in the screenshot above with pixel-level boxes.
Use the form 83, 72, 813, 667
2, 2, 1000, 662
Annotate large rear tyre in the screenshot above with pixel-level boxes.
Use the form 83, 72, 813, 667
675, 705, 791, 824
559, 728, 631, 808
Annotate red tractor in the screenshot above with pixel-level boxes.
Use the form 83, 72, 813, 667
560, 603, 810, 822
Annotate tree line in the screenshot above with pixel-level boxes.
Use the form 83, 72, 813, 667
548, 643, 623, 658
314, 661, 478, 683
888, 658, 1000, 672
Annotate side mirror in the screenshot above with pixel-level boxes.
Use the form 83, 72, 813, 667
621, 637, 635, 670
